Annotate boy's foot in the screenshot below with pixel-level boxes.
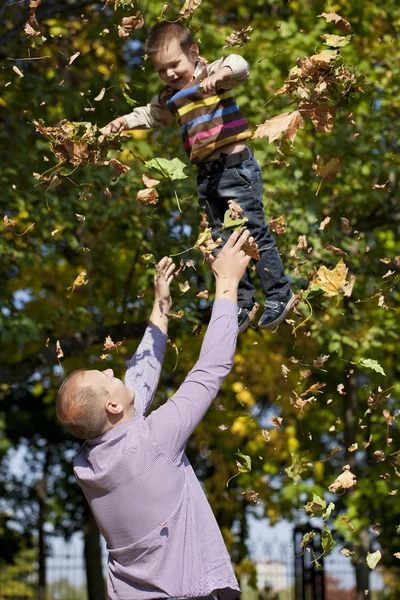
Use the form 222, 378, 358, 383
238, 303, 259, 333
258, 290, 296, 330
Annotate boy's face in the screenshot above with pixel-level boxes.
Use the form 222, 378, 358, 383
151, 39, 198, 90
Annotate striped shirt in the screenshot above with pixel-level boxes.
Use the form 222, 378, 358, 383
123, 55, 252, 164
73, 299, 241, 600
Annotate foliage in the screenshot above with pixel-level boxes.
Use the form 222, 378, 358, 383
0, 0, 399, 594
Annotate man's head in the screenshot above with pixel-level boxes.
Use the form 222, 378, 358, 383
145, 21, 198, 90
56, 368, 135, 439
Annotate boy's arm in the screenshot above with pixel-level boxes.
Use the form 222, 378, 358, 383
199, 55, 249, 94
102, 95, 174, 134
146, 230, 253, 463
125, 257, 175, 417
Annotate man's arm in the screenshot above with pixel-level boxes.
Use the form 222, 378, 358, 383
199, 55, 250, 94
101, 95, 174, 134
146, 231, 253, 463
125, 257, 175, 417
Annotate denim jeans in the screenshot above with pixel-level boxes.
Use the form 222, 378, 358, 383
197, 151, 291, 308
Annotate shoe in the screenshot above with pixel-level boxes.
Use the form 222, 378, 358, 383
238, 303, 259, 333
258, 290, 296, 330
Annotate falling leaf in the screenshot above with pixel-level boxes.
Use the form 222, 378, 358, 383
358, 358, 386, 376
305, 493, 326, 516
94, 88, 107, 102
328, 464, 357, 493
3, 215, 16, 230
166, 310, 185, 320
56, 340, 64, 360
341, 548, 355, 557
178, 281, 190, 295
321, 525, 336, 556
51, 229, 59, 236
226, 450, 252, 487
137, 187, 159, 205
261, 429, 271, 442
297, 235, 307, 250
142, 253, 156, 265
382, 270, 395, 278
372, 523, 381, 535
312, 156, 340, 180
301, 102, 338, 132
118, 12, 144, 38
224, 26, 253, 48
325, 244, 347, 256
75, 213, 86, 222
394, 553, 400, 559
103, 335, 124, 352
196, 290, 209, 299
301, 530, 316, 549
144, 157, 187, 181
318, 12, 352, 33
271, 415, 283, 428
100, 354, 110, 360
322, 34, 352, 48
67, 269, 88, 295
179, 0, 202, 18
348, 443, 358, 452
219, 424, 229, 431
373, 181, 389, 189
341, 217, 352, 231
13, 65, 24, 78
319, 216, 331, 230
269, 215, 287, 235
313, 354, 330, 368
380, 257, 391, 264
315, 259, 348, 297
372, 450, 385, 462
68, 52, 80, 65
142, 173, 161, 188
342, 274, 356, 297
254, 110, 304, 144
366, 550, 381, 570
281, 364, 290, 378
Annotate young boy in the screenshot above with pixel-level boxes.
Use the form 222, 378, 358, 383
56, 229, 253, 600
103, 21, 295, 332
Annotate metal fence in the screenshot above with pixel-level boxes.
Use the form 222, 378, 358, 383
0, 545, 386, 600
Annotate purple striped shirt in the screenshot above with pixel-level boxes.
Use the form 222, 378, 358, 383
74, 299, 241, 600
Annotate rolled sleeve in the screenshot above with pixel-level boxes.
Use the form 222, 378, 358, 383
207, 55, 250, 88
124, 95, 174, 130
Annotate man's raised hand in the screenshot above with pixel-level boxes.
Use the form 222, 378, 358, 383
201, 230, 253, 302
148, 257, 175, 334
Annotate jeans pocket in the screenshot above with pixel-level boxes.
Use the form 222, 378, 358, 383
232, 164, 253, 187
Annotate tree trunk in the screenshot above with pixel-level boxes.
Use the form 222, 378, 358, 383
83, 499, 107, 600
36, 447, 51, 600
353, 527, 371, 600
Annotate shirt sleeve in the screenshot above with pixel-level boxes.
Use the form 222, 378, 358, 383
206, 55, 250, 88
146, 299, 238, 463
123, 95, 175, 130
124, 324, 169, 417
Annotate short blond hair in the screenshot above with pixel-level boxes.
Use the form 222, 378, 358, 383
56, 370, 109, 439
145, 21, 195, 56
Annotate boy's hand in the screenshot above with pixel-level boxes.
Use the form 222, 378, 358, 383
200, 66, 233, 94
101, 116, 128, 135
149, 257, 175, 333
201, 230, 253, 302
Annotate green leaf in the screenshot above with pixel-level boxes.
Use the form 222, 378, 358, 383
358, 358, 386, 376
321, 524, 336, 557
144, 157, 188, 181
322, 502, 335, 520
311, 551, 324, 571
121, 90, 139, 108
367, 550, 382, 570
301, 530, 315, 548
141, 253, 156, 265
236, 450, 252, 473
397, 525, 400, 535
305, 493, 326, 516
285, 452, 312, 484
303, 284, 326, 303
221, 209, 248, 231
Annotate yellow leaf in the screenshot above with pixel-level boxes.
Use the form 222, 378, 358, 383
316, 259, 348, 297
253, 110, 304, 143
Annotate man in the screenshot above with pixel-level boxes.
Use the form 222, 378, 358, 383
57, 229, 253, 599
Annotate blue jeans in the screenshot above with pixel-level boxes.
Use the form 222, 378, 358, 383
197, 151, 291, 308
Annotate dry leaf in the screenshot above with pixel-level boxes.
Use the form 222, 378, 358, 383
254, 110, 304, 143
67, 269, 88, 295
75, 213, 86, 222
179, 281, 190, 295
137, 187, 159, 205
68, 52, 80, 66
142, 174, 160, 188
269, 215, 287, 235
196, 290, 209, 299
118, 12, 144, 38
94, 88, 106, 102
242, 239, 260, 260
271, 415, 283, 428
166, 310, 185, 320
228, 199, 244, 219
13, 65, 24, 78
300, 102, 338, 133
100, 354, 110, 360
262, 429, 271, 441
373, 181, 389, 189
103, 335, 124, 352
297, 235, 307, 250
318, 12, 352, 33
319, 216, 331, 230
313, 354, 330, 368
56, 340, 64, 360
3, 215, 16, 230
328, 465, 357, 493
179, 0, 202, 18
342, 274, 356, 297
224, 26, 253, 49
312, 155, 340, 179
315, 259, 348, 297
325, 244, 347, 256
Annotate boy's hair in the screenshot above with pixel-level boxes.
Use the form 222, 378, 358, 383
145, 21, 195, 56
56, 370, 109, 440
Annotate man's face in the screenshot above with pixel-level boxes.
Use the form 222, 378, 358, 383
151, 40, 198, 90
82, 369, 135, 418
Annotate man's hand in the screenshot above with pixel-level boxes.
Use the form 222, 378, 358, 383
199, 66, 233, 94
149, 257, 176, 334
201, 230, 253, 302
101, 116, 128, 135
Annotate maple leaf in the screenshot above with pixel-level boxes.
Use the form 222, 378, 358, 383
242, 239, 260, 260
322, 34, 353, 48
254, 110, 304, 144
328, 464, 357, 493
137, 187, 159, 205
178, 281, 190, 295
179, 0, 202, 18
103, 335, 124, 352
318, 12, 352, 33
224, 26, 253, 48
226, 450, 251, 487
358, 358, 386, 376
312, 156, 340, 180
315, 259, 348, 297
144, 157, 187, 181
118, 12, 144, 38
